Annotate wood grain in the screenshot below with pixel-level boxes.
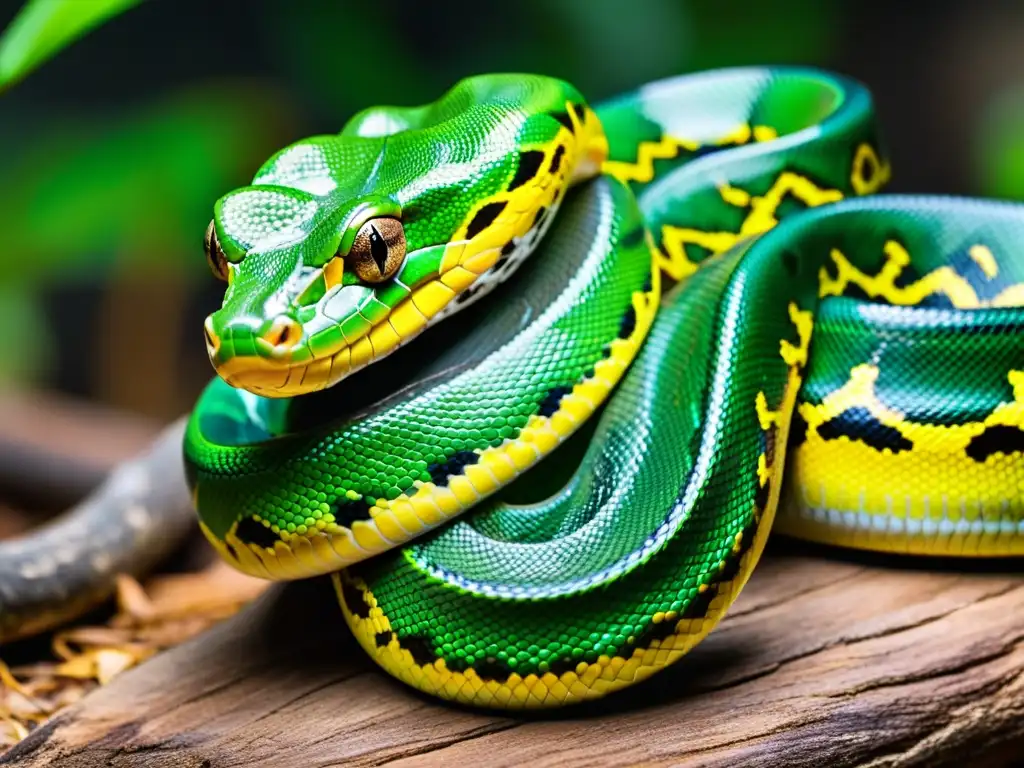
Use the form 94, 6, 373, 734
1, 538, 1020, 768
0, 387, 162, 510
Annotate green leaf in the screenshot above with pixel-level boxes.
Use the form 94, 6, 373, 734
0, 80, 301, 286
0, 0, 144, 92
0, 286, 53, 384
974, 86, 1024, 201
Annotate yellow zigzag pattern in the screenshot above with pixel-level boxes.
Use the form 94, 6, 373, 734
659, 174, 844, 281
609, 137, 890, 283
602, 123, 777, 185
821, 240, 1024, 308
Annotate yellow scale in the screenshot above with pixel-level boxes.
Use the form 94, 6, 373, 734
776, 239, 1024, 556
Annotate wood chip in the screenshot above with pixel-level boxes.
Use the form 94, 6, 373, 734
0, 559, 269, 747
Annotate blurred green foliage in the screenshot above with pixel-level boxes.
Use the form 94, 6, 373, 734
0, 1, 300, 386
0, 0, 1023, 401
0, 82, 295, 285
0, 80, 296, 383
0, 0, 142, 92
975, 87, 1024, 201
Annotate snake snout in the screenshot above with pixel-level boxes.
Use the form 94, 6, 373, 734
204, 316, 220, 360
205, 313, 304, 371
259, 315, 304, 354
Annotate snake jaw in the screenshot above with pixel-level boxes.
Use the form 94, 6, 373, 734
207, 159, 576, 400
210, 256, 506, 398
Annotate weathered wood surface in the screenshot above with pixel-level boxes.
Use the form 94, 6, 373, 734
1, 536, 1021, 768
0, 388, 161, 510
0, 390, 1021, 767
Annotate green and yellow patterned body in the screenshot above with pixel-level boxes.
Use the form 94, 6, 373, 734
184, 67, 1024, 709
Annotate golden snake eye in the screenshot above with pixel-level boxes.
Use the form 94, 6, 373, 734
347, 217, 406, 283
204, 220, 230, 282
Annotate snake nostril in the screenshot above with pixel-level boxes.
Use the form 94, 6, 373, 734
204, 317, 219, 356
264, 316, 303, 349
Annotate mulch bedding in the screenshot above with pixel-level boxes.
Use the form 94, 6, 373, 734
0, 501, 268, 751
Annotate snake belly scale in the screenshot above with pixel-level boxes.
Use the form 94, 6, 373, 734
183, 67, 1024, 709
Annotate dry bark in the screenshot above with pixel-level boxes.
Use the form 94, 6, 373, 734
0, 540, 1020, 768
1, 390, 1021, 767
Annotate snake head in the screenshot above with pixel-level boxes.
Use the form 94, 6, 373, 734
202, 74, 608, 398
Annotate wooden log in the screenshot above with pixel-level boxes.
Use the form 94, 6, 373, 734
1, 538, 1021, 768
0, 387, 162, 511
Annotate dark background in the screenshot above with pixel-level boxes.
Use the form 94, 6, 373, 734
2, 0, 1023, 420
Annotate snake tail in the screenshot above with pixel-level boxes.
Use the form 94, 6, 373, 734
0, 420, 194, 643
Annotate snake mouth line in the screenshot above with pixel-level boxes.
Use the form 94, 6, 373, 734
213, 191, 569, 400
212, 249, 508, 399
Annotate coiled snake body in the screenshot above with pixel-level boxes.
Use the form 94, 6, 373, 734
186, 67, 1024, 708
7, 67, 1023, 710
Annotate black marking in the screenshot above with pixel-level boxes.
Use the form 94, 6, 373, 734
601, 344, 613, 358
817, 406, 913, 453
471, 657, 514, 683
680, 587, 715, 620
966, 425, 1024, 462
621, 226, 646, 248
547, 658, 578, 677
891, 248, 918, 290
583, 366, 595, 380
538, 386, 573, 418
400, 634, 439, 667
508, 150, 545, 191
618, 305, 637, 339
764, 426, 778, 469
885, 238, 958, 308
837, 280, 874, 303
466, 201, 507, 239
330, 496, 376, 527
782, 250, 799, 276
754, 477, 771, 513
224, 540, 239, 561
532, 205, 548, 231
550, 110, 574, 132
549, 145, 566, 174
632, 615, 679, 647
500, 240, 517, 258
857, 145, 878, 183
946, 243, 1015, 303
341, 580, 372, 619
789, 409, 809, 449
820, 255, 841, 284
681, 511, 759, 621
234, 517, 280, 550
427, 450, 480, 487
641, 273, 653, 293
374, 630, 393, 647
719, 514, 759, 584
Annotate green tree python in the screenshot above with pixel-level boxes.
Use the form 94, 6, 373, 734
4, 67, 1024, 710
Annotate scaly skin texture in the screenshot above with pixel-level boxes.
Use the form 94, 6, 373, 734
184, 67, 1024, 709
202, 74, 607, 398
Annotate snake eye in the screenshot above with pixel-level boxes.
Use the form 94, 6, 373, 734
346, 217, 406, 283
204, 220, 230, 282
